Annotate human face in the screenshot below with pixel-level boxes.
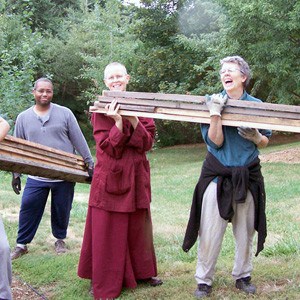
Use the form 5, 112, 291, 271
33, 81, 53, 107
220, 62, 247, 93
104, 65, 130, 91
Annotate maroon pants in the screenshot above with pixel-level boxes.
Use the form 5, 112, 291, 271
78, 207, 157, 299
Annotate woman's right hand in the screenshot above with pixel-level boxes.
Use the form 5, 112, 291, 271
105, 99, 123, 131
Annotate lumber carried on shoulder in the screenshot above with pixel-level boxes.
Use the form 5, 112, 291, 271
0, 135, 90, 184
89, 91, 300, 133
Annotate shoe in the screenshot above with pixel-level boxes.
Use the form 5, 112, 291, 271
139, 277, 163, 287
55, 239, 67, 254
235, 276, 256, 294
11, 246, 28, 260
194, 284, 212, 298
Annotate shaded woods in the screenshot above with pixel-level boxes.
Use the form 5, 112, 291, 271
1, 0, 299, 146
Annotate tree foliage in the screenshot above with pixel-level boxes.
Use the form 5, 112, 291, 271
39, 1, 138, 105
217, 0, 300, 104
0, 12, 42, 126
5, 0, 81, 33
177, 0, 300, 104
0, 0, 299, 145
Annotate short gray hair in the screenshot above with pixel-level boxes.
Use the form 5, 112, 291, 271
220, 56, 251, 87
33, 78, 53, 90
104, 62, 127, 79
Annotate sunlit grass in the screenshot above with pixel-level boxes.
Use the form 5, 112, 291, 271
1, 141, 300, 299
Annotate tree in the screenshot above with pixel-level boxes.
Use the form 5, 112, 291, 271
5, 0, 82, 33
78, 1, 139, 101
216, 0, 300, 104
39, 0, 138, 103
36, 0, 139, 142
128, 0, 208, 146
177, 0, 300, 104
0, 12, 43, 125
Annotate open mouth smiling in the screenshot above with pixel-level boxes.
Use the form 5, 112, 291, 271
224, 78, 233, 85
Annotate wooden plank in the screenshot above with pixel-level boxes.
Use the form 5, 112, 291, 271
0, 138, 85, 170
94, 101, 156, 112
90, 91, 300, 133
5, 140, 78, 164
157, 108, 300, 127
97, 96, 206, 110
0, 144, 84, 170
102, 90, 300, 113
94, 99, 300, 121
3, 136, 86, 161
0, 155, 89, 183
102, 90, 207, 103
0, 136, 90, 183
89, 107, 300, 133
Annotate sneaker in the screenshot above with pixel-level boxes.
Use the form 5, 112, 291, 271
11, 246, 28, 260
55, 239, 67, 254
194, 284, 212, 298
236, 276, 256, 294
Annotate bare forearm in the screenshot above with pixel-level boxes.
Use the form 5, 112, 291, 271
257, 135, 269, 148
115, 118, 123, 132
208, 116, 224, 146
125, 116, 139, 129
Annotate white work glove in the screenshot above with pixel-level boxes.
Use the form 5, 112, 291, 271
238, 126, 263, 145
205, 94, 228, 117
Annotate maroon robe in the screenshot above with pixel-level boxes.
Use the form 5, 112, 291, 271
78, 113, 157, 299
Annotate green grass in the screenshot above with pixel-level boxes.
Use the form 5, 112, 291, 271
1, 141, 300, 299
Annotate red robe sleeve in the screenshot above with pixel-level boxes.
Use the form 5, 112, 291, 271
127, 117, 155, 153
92, 113, 129, 159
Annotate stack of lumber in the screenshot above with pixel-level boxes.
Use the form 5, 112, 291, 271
90, 91, 300, 133
0, 135, 90, 184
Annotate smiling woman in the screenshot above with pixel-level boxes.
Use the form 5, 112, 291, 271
78, 62, 162, 299
103, 62, 130, 92
220, 56, 251, 92
183, 55, 272, 298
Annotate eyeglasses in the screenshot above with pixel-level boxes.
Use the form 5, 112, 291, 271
219, 68, 244, 75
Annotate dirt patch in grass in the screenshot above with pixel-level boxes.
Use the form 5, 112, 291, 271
1, 206, 20, 222
260, 132, 300, 164
11, 275, 47, 299
260, 147, 300, 164
260, 278, 294, 294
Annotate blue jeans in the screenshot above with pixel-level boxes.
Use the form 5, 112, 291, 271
16, 178, 75, 245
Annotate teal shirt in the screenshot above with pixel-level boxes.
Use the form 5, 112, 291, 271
201, 91, 272, 167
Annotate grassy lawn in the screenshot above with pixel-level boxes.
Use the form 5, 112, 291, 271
1, 141, 300, 299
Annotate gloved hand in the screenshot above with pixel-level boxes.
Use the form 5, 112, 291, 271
86, 162, 94, 182
206, 94, 228, 117
238, 126, 262, 145
12, 174, 21, 194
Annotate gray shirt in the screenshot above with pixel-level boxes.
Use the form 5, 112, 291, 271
14, 103, 93, 178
